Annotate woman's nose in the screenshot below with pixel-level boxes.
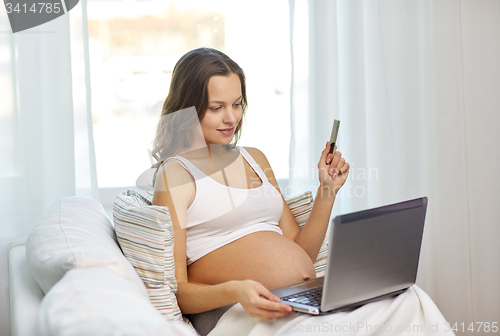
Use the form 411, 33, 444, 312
223, 107, 238, 124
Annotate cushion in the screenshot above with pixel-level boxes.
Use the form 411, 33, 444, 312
38, 267, 196, 336
113, 190, 182, 322
26, 196, 147, 297
285, 190, 329, 277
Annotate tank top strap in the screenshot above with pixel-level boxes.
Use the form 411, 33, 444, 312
236, 146, 270, 184
162, 155, 206, 181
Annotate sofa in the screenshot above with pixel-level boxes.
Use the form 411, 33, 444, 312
8, 190, 324, 336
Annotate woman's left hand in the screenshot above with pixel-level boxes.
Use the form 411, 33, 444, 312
317, 141, 350, 196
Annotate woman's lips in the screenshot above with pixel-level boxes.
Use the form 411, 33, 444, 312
217, 127, 234, 136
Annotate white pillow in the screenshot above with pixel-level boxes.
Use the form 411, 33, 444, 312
26, 196, 147, 297
38, 267, 196, 336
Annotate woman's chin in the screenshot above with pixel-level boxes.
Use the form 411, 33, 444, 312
206, 137, 234, 146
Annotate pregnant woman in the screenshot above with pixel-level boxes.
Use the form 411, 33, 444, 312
151, 47, 349, 336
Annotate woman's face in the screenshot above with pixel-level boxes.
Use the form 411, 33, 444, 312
201, 73, 243, 145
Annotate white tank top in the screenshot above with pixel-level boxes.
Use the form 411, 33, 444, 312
166, 146, 284, 265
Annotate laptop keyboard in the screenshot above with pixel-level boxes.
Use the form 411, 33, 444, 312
282, 287, 323, 307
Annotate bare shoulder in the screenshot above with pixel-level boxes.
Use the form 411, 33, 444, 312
161, 159, 194, 185
153, 159, 195, 206
242, 146, 271, 168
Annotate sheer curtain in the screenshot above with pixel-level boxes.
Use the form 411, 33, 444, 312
289, 0, 500, 332
0, 1, 97, 333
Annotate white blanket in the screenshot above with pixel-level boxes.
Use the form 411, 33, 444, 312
209, 286, 455, 336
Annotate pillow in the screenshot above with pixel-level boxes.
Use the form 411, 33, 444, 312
26, 196, 147, 297
39, 267, 196, 336
285, 191, 329, 277
113, 190, 182, 322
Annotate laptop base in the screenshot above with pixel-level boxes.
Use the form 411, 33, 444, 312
283, 287, 409, 315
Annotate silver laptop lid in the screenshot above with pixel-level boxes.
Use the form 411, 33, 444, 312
321, 197, 427, 312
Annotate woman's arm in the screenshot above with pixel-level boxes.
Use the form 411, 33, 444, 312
245, 143, 349, 262
152, 160, 294, 318
294, 142, 349, 261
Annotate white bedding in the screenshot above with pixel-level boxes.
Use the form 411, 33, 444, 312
209, 285, 455, 336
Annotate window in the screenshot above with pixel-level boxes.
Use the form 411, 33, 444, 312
88, 0, 291, 195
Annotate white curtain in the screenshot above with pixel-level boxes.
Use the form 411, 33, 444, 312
0, 1, 97, 333
289, 0, 500, 333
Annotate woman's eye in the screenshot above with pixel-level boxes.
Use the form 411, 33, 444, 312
211, 106, 221, 111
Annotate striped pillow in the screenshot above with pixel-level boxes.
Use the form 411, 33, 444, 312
113, 190, 182, 322
285, 191, 329, 277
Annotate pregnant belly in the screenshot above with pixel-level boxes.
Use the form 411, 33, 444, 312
187, 231, 317, 290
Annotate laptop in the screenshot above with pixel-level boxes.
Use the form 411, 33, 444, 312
271, 197, 428, 315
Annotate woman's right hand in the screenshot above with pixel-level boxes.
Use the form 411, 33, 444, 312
317, 142, 350, 197
232, 280, 296, 320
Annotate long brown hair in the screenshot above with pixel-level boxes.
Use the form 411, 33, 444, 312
151, 48, 247, 169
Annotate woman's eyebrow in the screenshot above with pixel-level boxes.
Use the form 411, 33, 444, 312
209, 95, 243, 104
